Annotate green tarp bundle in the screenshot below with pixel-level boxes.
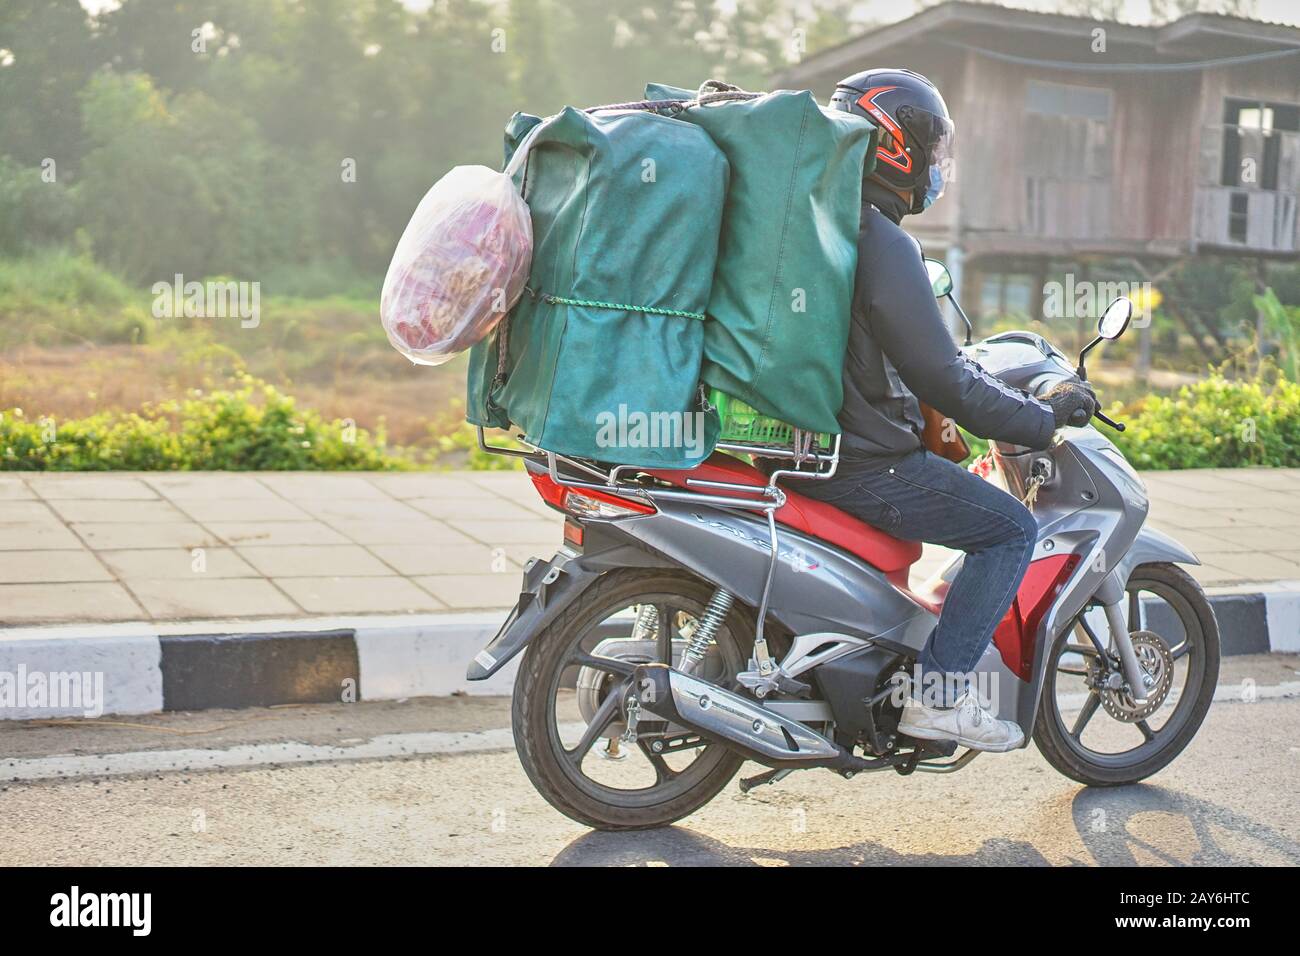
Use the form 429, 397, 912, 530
466, 106, 726, 468
645, 84, 878, 435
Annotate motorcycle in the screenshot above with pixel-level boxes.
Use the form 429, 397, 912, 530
468, 265, 1220, 831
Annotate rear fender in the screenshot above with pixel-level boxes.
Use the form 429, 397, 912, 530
465, 524, 672, 681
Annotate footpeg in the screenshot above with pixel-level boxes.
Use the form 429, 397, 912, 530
736, 667, 811, 699
738, 768, 792, 793
908, 737, 958, 758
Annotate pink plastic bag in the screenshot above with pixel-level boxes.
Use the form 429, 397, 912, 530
381, 164, 532, 366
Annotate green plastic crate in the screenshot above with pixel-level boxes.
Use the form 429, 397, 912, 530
708, 388, 832, 448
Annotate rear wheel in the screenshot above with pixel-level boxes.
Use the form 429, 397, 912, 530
512, 568, 754, 830
1033, 562, 1219, 786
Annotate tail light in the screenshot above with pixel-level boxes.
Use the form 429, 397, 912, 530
529, 473, 656, 519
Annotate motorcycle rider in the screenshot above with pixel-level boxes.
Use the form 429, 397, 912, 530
814, 69, 1099, 752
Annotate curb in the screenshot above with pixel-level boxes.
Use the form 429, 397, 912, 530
1, 588, 1296, 721
0, 613, 512, 720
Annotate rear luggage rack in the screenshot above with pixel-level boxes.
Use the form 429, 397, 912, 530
476, 425, 842, 686
474, 426, 841, 512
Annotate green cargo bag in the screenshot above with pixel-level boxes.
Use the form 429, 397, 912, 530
645, 83, 878, 436
466, 105, 727, 469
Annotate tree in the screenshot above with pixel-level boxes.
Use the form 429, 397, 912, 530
0, 0, 98, 172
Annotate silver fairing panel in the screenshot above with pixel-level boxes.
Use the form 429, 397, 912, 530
990, 426, 1153, 730
620, 499, 938, 651
604, 423, 1172, 733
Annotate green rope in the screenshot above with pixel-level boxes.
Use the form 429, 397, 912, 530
536, 291, 705, 321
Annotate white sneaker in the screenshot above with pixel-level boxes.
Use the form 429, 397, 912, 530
897, 690, 1025, 753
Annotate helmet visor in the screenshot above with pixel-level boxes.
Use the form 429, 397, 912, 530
898, 106, 954, 208
921, 123, 954, 208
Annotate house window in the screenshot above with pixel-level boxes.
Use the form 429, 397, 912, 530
1024, 80, 1112, 180
1228, 191, 1249, 242
1220, 98, 1300, 191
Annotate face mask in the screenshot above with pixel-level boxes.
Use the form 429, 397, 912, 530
921, 164, 945, 210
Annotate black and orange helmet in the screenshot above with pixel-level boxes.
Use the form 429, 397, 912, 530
830, 68, 954, 214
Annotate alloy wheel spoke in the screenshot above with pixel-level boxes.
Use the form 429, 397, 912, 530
1136, 719, 1156, 743
655, 603, 673, 665
1076, 615, 1110, 657
1070, 691, 1102, 738
1059, 642, 1099, 675
637, 740, 678, 784
572, 653, 636, 678
565, 684, 625, 766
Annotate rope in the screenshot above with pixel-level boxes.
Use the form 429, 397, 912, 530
535, 291, 707, 321
584, 98, 684, 114
584, 80, 762, 116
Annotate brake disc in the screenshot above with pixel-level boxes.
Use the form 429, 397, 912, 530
1099, 630, 1174, 722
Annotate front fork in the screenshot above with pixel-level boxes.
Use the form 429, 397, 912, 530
1092, 569, 1151, 704
1004, 451, 1151, 704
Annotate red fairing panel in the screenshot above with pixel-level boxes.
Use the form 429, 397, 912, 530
992, 554, 1080, 681
647, 453, 922, 575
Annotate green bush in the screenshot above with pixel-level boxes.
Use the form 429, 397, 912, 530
0, 249, 153, 346
0, 375, 411, 471
0, 248, 133, 311
1109, 371, 1300, 469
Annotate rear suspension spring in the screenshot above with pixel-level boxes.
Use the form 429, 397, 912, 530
631, 604, 660, 642
681, 588, 734, 673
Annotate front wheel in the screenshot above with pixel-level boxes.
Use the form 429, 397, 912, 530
511, 568, 755, 830
1034, 562, 1220, 786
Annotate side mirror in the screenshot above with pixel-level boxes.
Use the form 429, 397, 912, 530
924, 257, 972, 346
1098, 296, 1133, 340
1077, 296, 1134, 379
924, 258, 953, 299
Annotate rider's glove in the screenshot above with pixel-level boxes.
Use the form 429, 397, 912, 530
1042, 381, 1100, 428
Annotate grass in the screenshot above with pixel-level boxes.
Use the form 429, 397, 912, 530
0, 250, 469, 456
2, 249, 1288, 473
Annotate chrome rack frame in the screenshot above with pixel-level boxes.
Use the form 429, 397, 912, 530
476, 426, 842, 680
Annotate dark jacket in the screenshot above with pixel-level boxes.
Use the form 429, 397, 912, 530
836, 186, 1055, 460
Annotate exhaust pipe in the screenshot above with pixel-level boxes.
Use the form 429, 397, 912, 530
631, 663, 874, 771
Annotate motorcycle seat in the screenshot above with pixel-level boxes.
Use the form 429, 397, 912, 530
648, 452, 922, 577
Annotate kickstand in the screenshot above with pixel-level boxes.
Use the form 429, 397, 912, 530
738, 768, 793, 793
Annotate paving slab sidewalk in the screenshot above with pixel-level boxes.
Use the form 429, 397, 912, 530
1, 467, 1299, 627
2, 466, 1298, 717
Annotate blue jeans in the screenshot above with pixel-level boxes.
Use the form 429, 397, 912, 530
799, 448, 1038, 707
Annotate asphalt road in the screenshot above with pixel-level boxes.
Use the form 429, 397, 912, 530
2, 654, 1298, 867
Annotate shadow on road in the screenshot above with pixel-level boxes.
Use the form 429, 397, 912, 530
551, 827, 1051, 867
1069, 785, 1300, 866
548, 784, 1300, 866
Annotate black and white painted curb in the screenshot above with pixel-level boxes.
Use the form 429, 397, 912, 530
0, 613, 514, 720
1, 587, 1296, 720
